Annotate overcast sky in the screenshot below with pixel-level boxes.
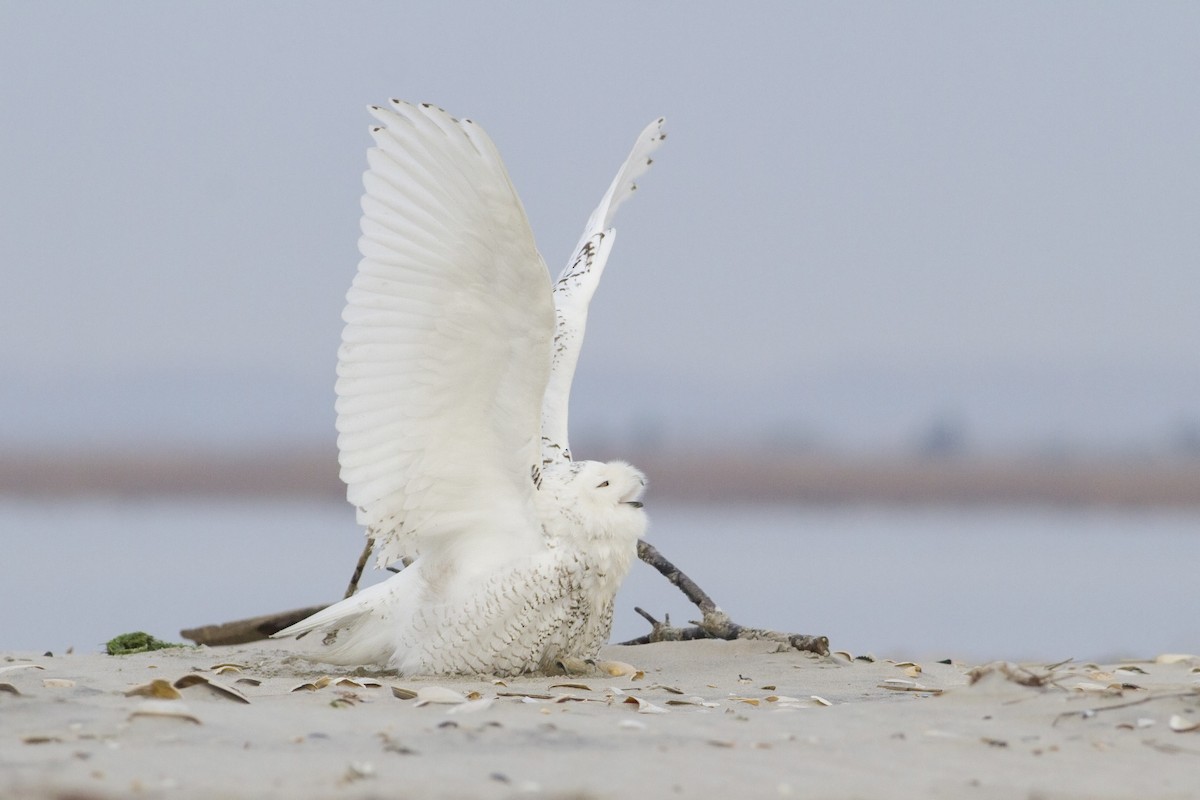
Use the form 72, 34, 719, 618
3, 2, 1199, 454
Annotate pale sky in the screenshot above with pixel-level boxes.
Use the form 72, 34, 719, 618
3, 2, 1199, 453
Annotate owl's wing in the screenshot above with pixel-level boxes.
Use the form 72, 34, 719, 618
540, 117, 666, 465
337, 100, 553, 567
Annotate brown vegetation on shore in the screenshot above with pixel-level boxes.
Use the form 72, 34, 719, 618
4, 447, 1199, 507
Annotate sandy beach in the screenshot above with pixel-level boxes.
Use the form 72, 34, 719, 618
3, 639, 1198, 799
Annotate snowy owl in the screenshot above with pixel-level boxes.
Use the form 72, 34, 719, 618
273, 100, 664, 675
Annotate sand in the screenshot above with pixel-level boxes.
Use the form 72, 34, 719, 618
2, 639, 1198, 799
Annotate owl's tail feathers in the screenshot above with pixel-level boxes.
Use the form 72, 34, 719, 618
271, 574, 407, 667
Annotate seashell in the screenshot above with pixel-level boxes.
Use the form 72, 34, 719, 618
0, 665, 45, 675
894, 662, 922, 674
0, 683, 21, 696
41, 679, 75, 688
211, 664, 245, 674
831, 651, 854, 662
445, 698, 496, 715
235, 678, 262, 687
553, 694, 592, 704
125, 679, 182, 700
291, 677, 334, 692
727, 696, 761, 707
496, 691, 553, 700
1169, 714, 1200, 733
128, 700, 201, 724
622, 695, 669, 714
549, 682, 593, 691
391, 686, 418, 700
173, 674, 250, 703
413, 686, 468, 706
22, 735, 62, 744
648, 684, 684, 695
707, 739, 736, 748
594, 660, 639, 677
1114, 665, 1148, 675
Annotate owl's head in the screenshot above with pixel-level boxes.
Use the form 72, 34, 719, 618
568, 459, 648, 543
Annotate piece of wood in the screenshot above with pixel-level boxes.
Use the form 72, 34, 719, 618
619, 540, 830, 656
180, 605, 328, 646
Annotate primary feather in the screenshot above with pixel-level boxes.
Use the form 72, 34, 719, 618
275, 101, 661, 675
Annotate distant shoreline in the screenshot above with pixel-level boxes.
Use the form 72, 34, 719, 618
4, 447, 1199, 507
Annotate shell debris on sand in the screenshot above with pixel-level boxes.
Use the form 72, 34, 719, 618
4, 640, 1200, 799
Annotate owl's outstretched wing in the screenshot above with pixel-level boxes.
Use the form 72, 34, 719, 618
337, 100, 553, 567
540, 118, 666, 466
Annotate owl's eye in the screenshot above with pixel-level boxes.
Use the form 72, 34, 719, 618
596, 480, 610, 488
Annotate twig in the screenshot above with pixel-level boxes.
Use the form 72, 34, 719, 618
1053, 690, 1200, 726
621, 539, 830, 656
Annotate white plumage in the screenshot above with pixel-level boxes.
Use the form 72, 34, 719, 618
273, 101, 663, 675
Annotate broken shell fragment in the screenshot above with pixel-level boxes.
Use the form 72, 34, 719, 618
0, 683, 23, 696
0, 665, 45, 674
445, 698, 496, 715
41, 678, 75, 688
413, 686, 468, 706
622, 695, 669, 714
173, 674, 251, 703
211, 664, 246, 674
594, 660, 639, 677
1169, 714, 1200, 733
125, 679, 182, 700
291, 676, 334, 692
128, 700, 201, 724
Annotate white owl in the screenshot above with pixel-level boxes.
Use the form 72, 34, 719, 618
273, 100, 664, 675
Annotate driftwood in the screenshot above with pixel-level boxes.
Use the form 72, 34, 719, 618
619, 540, 830, 656
180, 605, 329, 647
181, 539, 829, 656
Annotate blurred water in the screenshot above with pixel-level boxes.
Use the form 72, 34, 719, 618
1, 498, 1196, 662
